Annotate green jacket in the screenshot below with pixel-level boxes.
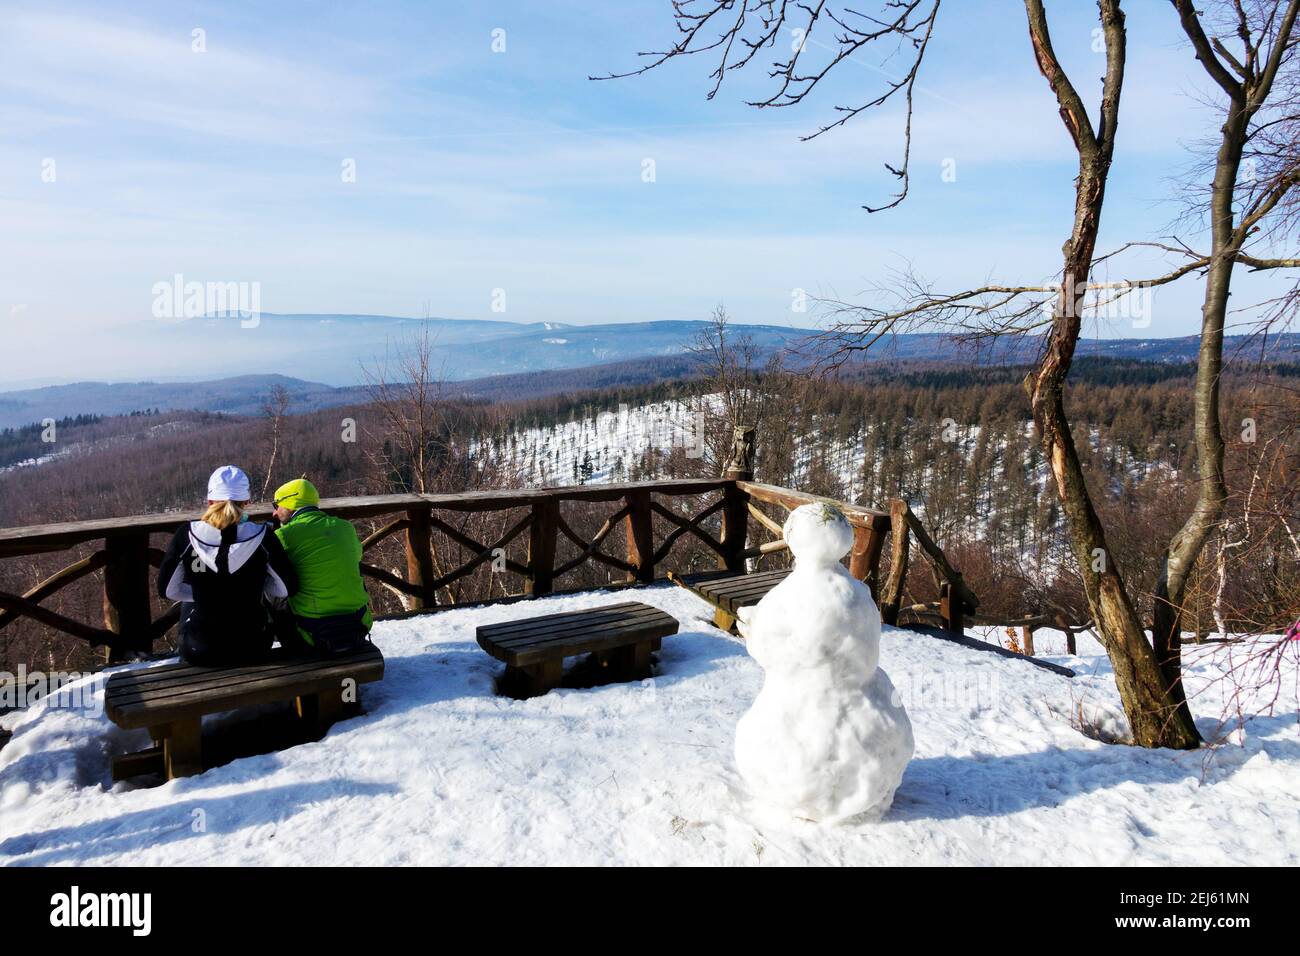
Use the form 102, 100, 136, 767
275, 507, 373, 629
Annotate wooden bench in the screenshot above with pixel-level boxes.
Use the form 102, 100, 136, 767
476, 601, 679, 699
105, 645, 384, 782
672, 568, 1075, 677
668, 568, 791, 633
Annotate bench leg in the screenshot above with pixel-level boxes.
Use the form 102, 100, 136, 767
504, 658, 562, 699
714, 607, 738, 633
111, 744, 165, 782
163, 718, 203, 780
610, 640, 653, 681
296, 685, 361, 731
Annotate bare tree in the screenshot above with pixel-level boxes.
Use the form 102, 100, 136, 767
360, 325, 496, 609
687, 305, 770, 469
1010, 0, 1212, 749
259, 383, 292, 499
361, 323, 459, 495
1151, 0, 1300, 730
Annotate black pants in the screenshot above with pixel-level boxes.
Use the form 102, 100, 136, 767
271, 607, 370, 657
178, 604, 276, 666
270, 608, 318, 657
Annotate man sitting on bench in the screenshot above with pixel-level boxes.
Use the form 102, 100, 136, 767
270, 478, 373, 656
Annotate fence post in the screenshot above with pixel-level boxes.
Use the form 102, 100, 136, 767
940, 577, 965, 636
849, 513, 889, 600
404, 506, 437, 609
526, 496, 558, 596
720, 424, 755, 572
103, 533, 152, 662
624, 489, 655, 584
879, 499, 910, 626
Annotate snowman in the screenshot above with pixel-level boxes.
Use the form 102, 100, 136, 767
734, 502, 913, 823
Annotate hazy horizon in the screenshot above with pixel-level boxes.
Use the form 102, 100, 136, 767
3, 0, 1297, 383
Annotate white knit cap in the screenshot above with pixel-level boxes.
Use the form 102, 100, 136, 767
207, 465, 251, 502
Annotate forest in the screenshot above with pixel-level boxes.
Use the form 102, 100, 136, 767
1, 351, 1295, 679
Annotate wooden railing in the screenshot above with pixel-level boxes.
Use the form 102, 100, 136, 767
878, 498, 979, 635
0, 410, 986, 662
0, 475, 920, 660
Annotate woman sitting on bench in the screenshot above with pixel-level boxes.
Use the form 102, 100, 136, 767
157, 465, 299, 666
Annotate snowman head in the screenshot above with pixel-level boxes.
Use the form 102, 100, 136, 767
783, 502, 854, 566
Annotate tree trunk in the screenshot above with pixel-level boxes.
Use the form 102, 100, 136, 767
1151, 165, 1239, 738
1152, 0, 1299, 738
1023, 0, 1199, 748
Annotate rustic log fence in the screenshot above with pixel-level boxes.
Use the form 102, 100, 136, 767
878, 498, 979, 636
0, 458, 979, 662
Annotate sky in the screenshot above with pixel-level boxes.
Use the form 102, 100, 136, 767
0, 0, 1294, 383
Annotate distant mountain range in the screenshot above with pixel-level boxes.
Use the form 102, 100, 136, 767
0, 315, 1295, 429
121, 314, 809, 385
42, 313, 804, 387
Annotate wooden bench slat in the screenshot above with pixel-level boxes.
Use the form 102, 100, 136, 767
107, 664, 385, 729
494, 628, 677, 668
106, 647, 383, 699
668, 568, 791, 632
683, 573, 789, 599
106, 660, 381, 703
709, 579, 790, 613
672, 570, 735, 585
107, 654, 383, 712
483, 606, 669, 645
480, 609, 663, 642
106, 655, 384, 722
701, 570, 790, 590
708, 584, 781, 608
489, 617, 678, 659
106, 646, 383, 694
111, 661, 379, 713
715, 577, 790, 601
480, 613, 676, 658
476, 602, 653, 637
476, 601, 679, 671
678, 569, 788, 590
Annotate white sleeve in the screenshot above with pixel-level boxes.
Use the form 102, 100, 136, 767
263, 566, 289, 601
164, 559, 193, 602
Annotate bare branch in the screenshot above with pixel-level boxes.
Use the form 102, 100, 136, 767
594, 0, 941, 212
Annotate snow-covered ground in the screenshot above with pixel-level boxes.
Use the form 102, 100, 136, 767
1, 585, 1296, 866
479, 397, 713, 486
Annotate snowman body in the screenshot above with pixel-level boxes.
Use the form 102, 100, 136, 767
734, 503, 913, 823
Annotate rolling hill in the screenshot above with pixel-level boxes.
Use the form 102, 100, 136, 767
1, 316, 1296, 429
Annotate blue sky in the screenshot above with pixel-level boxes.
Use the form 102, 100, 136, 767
1, 0, 1291, 380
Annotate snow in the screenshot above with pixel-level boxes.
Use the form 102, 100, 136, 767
735, 504, 912, 822
476, 397, 713, 485
0, 452, 66, 473
1, 584, 1297, 866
